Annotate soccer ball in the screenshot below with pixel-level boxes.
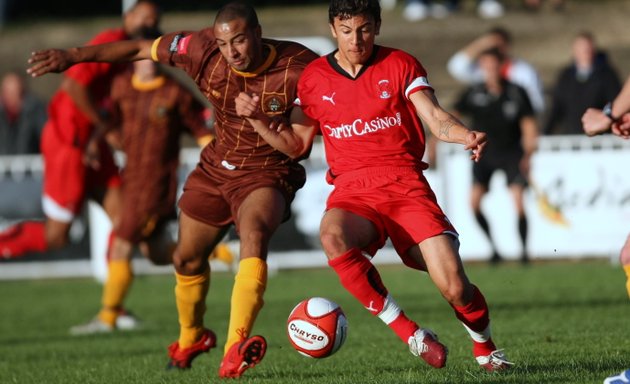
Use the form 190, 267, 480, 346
287, 297, 348, 358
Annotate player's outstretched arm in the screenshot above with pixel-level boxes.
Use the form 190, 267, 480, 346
583, 75, 630, 138
27, 40, 154, 77
235, 92, 318, 159
410, 88, 487, 162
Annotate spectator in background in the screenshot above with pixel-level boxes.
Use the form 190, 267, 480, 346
447, 26, 545, 116
453, 48, 538, 264
402, 0, 459, 20
523, 0, 565, 12
544, 31, 620, 135
384, 0, 504, 21
0, 70, 46, 155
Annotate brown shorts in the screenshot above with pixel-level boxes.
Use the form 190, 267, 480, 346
178, 160, 306, 230
115, 208, 177, 243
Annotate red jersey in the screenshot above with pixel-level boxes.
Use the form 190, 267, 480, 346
46, 28, 128, 147
297, 46, 433, 179
151, 29, 319, 171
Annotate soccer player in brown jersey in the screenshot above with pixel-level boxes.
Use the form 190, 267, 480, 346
27, 2, 319, 378
69, 58, 215, 335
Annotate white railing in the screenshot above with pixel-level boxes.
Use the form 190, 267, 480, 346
1, 134, 628, 280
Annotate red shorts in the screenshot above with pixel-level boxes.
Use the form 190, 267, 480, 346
41, 121, 121, 222
326, 166, 457, 268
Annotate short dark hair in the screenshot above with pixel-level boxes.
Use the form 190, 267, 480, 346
328, 0, 381, 26
215, 1, 259, 29
575, 30, 594, 42
478, 47, 505, 62
488, 26, 512, 45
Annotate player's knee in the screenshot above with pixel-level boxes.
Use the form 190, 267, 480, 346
241, 228, 269, 250
440, 281, 467, 306
320, 231, 348, 258
172, 248, 205, 274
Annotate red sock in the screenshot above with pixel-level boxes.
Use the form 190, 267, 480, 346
451, 285, 496, 356
0, 221, 47, 258
329, 248, 418, 342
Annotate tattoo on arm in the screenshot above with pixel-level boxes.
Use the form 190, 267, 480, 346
439, 119, 455, 139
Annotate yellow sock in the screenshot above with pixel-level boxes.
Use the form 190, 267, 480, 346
624, 265, 630, 300
175, 269, 210, 348
224, 258, 267, 355
98, 259, 133, 326
209, 243, 234, 265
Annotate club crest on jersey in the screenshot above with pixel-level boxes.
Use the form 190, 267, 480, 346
261, 92, 286, 115
377, 79, 392, 99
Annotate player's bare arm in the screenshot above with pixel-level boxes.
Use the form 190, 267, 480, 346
410, 88, 487, 162
235, 92, 318, 159
27, 40, 154, 77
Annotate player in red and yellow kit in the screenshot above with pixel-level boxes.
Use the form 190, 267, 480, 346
235, 0, 512, 372
27, 2, 318, 378
0, 0, 160, 259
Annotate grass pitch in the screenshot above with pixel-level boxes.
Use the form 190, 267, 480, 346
0, 259, 628, 384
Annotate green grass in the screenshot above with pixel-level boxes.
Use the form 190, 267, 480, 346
0, 260, 629, 383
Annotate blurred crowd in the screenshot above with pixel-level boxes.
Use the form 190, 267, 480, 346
380, 0, 566, 21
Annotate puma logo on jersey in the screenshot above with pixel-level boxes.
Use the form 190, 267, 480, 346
322, 92, 336, 105
365, 301, 379, 312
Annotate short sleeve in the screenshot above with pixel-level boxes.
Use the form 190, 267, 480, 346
151, 29, 215, 81
398, 52, 432, 100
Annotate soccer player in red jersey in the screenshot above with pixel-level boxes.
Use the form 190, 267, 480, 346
69, 58, 215, 335
0, 0, 160, 259
26, 2, 318, 377
235, 0, 512, 372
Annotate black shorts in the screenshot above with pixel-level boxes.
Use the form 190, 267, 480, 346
472, 153, 527, 188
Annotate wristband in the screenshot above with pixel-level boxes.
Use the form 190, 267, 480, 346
602, 102, 620, 123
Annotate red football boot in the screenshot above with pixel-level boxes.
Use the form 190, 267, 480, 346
167, 329, 217, 369
218, 335, 267, 378
408, 328, 448, 368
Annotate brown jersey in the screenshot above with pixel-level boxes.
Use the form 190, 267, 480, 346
151, 30, 319, 171
109, 67, 211, 241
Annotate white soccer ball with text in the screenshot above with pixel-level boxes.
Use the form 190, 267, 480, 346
287, 297, 348, 358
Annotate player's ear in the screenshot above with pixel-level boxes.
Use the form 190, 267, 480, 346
375, 20, 381, 36
329, 22, 337, 39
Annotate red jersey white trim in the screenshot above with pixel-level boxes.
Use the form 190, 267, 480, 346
297, 46, 433, 179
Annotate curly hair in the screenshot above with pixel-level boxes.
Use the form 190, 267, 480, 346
328, 0, 381, 25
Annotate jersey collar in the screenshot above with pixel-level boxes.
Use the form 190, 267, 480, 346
326, 45, 380, 80
230, 44, 277, 78
131, 74, 166, 91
